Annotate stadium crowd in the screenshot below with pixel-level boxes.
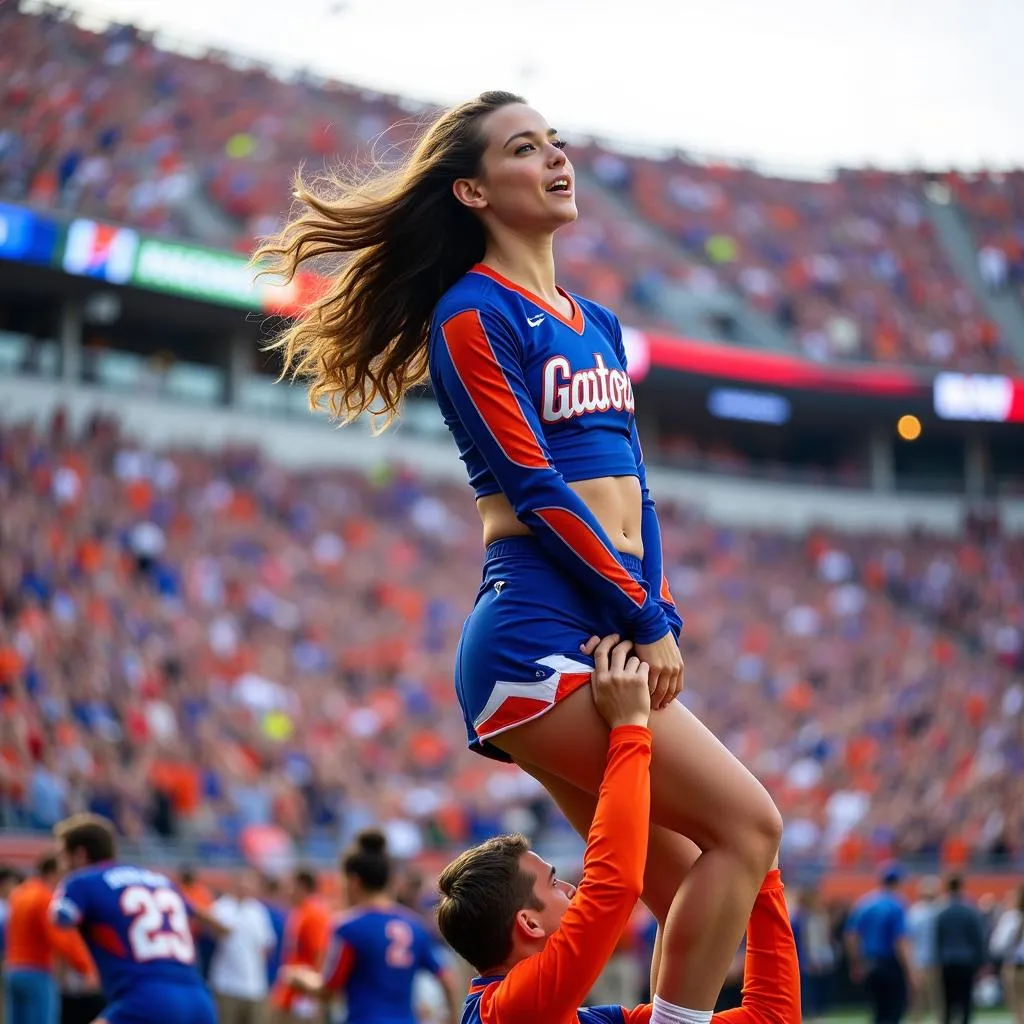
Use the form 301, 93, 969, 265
1, 5, 1021, 369
952, 170, 1024, 306
579, 148, 1013, 371
0, 411, 1021, 874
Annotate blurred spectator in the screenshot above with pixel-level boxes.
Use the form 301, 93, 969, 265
978, 245, 1008, 294
179, 866, 216, 981
714, 943, 747, 1014
208, 869, 275, 1024
951, 172, 1024, 310
934, 874, 986, 1024
990, 884, 1024, 1024
907, 876, 943, 1023
845, 863, 912, 1024
586, 918, 642, 1009
393, 868, 425, 914
259, 875, 287, 995
268, 867, 330, 1022
3, 853, 94, 1024
792, 885, 835, 1024
0, 865, 21, 1024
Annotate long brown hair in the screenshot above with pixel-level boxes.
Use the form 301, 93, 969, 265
254, 90, 525, 429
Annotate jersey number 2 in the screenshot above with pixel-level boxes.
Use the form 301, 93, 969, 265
120, 886, 195, 964
384, 919, 415, 968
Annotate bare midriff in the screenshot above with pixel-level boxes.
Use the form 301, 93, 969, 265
477, 475, 644, 557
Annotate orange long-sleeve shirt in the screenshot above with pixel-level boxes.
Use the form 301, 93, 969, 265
270, 895, 332, 1010
476, 724, 652, 1024
469, 726, 801, 1024
620, 872, 801, 1024
5, 877, 94, 977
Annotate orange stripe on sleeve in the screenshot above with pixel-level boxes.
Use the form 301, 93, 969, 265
322, 939, 356, 993
536, 506, 649, 608
440, 310, 550, 471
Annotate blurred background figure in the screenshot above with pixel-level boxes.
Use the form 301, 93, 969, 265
0, 866, 22, 1024
3, 854, 94, 1024
179, 865, 217, 982
713, 941, 747, 1015
208, 869, 276, 1024
260, 876, 288, 998
792, 884, 836, 1024
269, 868, 330, 1023
908, 876, 943, 1023
990, 884, 1024, 1024
845, 863, 912, 1024
934, 874, 986, 1024
281, 829, 461, 1023
393, 868, 425, 914
586, 918, 643, 1010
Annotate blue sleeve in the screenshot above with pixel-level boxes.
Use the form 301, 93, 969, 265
50, 876, 89, 930
434, 306, 670, 644
321, 920, 355, 992
579, 1007, 629, 1023
612, 324, 682, 641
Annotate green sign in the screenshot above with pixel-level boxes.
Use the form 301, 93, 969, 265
131, 238, 265, 308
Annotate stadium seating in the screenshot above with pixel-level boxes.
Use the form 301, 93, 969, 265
574, 147, 1016, 370
1, 6, 1020, 368
0, 413, 1020, 869
950, 170, 1024, 306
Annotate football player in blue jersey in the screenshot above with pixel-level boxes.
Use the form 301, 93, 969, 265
281, 828, 461, 1024
49, 813, 223, 1024
256, 90, 782, 1024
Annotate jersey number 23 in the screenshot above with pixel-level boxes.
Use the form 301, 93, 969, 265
120, 886, 196, 964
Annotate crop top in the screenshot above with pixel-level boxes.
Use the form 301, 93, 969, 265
428, 264, 681, 644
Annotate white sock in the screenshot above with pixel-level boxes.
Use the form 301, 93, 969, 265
650, 996, 714, 1024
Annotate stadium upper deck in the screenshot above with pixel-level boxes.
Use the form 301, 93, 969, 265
1, 3, 1021, 369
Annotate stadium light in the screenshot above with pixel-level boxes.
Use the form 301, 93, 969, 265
896, 414, 922, 441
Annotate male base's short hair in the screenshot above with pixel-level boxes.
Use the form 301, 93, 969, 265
436, 833, 544, 973
54, 813, 117, 865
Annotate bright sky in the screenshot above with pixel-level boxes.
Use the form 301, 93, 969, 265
69, 0, 1023, 172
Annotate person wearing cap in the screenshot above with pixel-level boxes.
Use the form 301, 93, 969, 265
844, 863, 914, 1024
